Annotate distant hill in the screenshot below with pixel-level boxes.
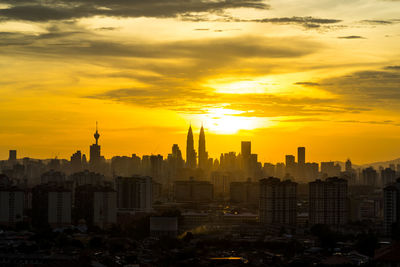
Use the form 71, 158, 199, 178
335, 158, 400, 170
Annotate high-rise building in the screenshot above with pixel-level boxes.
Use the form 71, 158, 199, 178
32, 184, 72, 228
382, 168, 396, 187
8, 150, 17, 163
297, 147, 306, 180
69, 170, 103, 187
41, 170, 66, 185
90, 122, 101, 170
384, 179, 400, 236
297, 147, 305, 165
230, 178, 259, 205
211, 171, 231, 200
241, 141, 251, 157
285, 155, 296, 177
321, 162, 341, 177
259, 177, 297, 225
0, 186, 24, 225
174, 177, 213, 203
70, 150, 82, 173
362, 167, 378, 187
198, 124, 208, 170
345, 159, 352, 173
309, 178, 348, 226
116, 176, 153, 213
186, 125, 197, 169
241, 141, 251, 176
75, 184, 117, 229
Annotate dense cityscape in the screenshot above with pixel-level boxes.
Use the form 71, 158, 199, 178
0, 124, 399, 266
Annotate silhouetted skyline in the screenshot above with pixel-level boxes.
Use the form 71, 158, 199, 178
1, 0, 400, 164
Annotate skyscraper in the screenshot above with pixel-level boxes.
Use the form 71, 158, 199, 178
198, 124, 208, 170
8, 150, 17, 163
309, 178, 348, 226
297, 147, 306, 180
116, 176, 153, 213
345, 159, 352, 173
384, 179, 400, 236
90, 122, 101, 170
259, 177, 297, 225
297, 147, 305, 165
241, 141, 251, 157
186, 125, 197, 169
241, 141, 251, 175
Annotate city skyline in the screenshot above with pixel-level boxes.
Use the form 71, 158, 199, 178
2, 122, 400, 167
1, 0, 400, 163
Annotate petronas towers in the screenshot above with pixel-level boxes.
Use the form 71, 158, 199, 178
186, 124, 208, 170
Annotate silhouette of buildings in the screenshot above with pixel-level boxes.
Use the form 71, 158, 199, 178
321, 162, 341, 177
186, 125, 197, 169
259, 177, 297, 225
384, 179, 400, 236
381, 168, 396, 187
8, 150, 17, 166
309, 177, 348, 226
32, 183, 72, 228
362, 167, 378, 187
230, 178, 259, 205
116, 176, 153, 213
174, 177, 213, 203
70, 150, 82, 173
74, 184, 116, 229
0, 184, 24, 225
89, 122, 102, 172
198, 124, 208, 170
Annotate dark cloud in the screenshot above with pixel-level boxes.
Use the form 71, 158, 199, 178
294, 82, 320, 86
248, 16, 344, 30
251, 16, 341, 25
2, 31, 319, 61
321, 70, 400, 105
96, 27, 119, 31
384, 65, 400, 70
0, 0, 269, 22
87, 85, 372, 118
338, 120, 399, 126
360, 19, 400, 25
338, 35, 366, 39
182, 15, 343, 29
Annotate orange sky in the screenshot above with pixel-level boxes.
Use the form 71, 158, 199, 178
1, 0, 400, 164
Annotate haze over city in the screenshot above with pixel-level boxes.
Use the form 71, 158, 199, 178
1, 0, 400, 163
2, 1, 400, 266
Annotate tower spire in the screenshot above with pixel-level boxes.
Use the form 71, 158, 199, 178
94, 121, 100, 145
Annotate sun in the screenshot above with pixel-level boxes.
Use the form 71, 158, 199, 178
188, 107, 270, 135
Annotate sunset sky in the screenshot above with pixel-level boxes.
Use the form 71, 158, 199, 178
1, 0, 400, 164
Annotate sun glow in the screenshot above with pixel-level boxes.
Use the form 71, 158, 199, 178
208, 77, 282, 94
191, 107, 271, 134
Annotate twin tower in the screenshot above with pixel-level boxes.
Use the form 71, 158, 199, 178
186, 124, 208, 170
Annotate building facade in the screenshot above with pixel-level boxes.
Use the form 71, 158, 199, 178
259, 177, 297, 225
309, 177, 348, 226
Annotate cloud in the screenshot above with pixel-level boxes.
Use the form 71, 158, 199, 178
338, 35, 366, 39
0, 0, 269, 22
251, 16, 342, 26
360, 19, 400, 25
294, 82, 320, 86
96, 27, 120, 31
384, 65, 400, 70
320, 69, 400, 105
182, 15, 343, 29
